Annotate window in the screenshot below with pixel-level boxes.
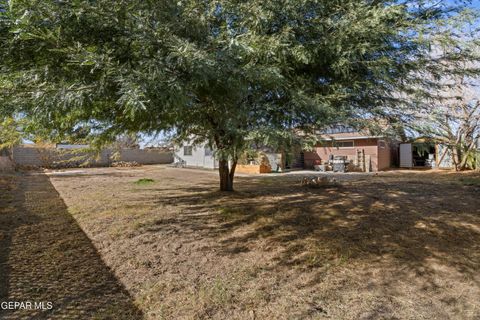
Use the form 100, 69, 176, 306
335, 140, 354, 148
183, 146, 193, 156
205, 147, 213, 156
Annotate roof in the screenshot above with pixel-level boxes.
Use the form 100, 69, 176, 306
318, 125, 357, 135
320, 135, 384, 141
405, 136, 449, 144
318, 130, 384, 141
56, 143, 90, 150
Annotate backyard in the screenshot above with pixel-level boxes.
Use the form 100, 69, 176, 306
1, 166, 480, 319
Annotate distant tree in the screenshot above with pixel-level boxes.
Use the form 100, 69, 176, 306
112, 133, 141, 149
416, 74, 479, 170
1, 0, 479, 190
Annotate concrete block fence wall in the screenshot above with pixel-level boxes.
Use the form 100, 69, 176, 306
119, 149, 173, 165
11, 146, 173, 168
0, 156, 14, 171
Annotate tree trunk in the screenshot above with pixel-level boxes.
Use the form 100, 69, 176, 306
458, 140, 476, 170
218, 159, 236, 191
451, 146, 460, 171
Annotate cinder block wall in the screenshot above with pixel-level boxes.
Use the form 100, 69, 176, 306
0, 156, 14, 171
12, 146, 173, 168
120, 149, 173, 164
11, 147, 44, 166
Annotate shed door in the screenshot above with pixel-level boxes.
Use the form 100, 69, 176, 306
399, 143, 413, 168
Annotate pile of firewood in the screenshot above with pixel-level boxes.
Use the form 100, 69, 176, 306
301, 176, 337, 188
111, 161, 141, 167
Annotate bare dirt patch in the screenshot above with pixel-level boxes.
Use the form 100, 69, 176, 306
36, 167, 480, 319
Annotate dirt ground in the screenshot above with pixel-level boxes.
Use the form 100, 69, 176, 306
2, 166, 480, 319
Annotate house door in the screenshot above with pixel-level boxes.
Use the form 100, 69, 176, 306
399, 143, 413, 168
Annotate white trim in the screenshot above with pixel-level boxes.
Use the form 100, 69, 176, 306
320, 135, 383, 141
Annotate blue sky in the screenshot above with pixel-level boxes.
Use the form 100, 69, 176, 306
468, 0, 480, 9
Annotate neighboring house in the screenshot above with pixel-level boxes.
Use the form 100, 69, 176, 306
303, 128, 398, 172
56, 143, 90, 149
174, 143, 219, 169
175, 128, 398, 172
174, 141, 285, 172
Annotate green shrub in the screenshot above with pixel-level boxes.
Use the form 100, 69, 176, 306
134, 178, 155, 185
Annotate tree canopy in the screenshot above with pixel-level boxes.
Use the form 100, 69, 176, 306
1, 0, 479, 190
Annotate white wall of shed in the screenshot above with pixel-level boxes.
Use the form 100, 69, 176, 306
399, 143, 413, 168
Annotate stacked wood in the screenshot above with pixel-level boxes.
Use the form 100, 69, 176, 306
111, 161, 141, 167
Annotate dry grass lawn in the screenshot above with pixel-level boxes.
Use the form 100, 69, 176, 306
2, 166, 480, 319
0, 173, 142, 319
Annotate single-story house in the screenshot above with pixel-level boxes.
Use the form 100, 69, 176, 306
173, 141, 285, 173
303, 128, 398, 172
175, 128, 399, 173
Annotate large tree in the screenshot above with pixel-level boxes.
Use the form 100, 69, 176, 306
1, 0, 479, 190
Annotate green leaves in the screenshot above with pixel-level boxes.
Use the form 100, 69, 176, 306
0, 117, 22, 150
0, 0, 479, 160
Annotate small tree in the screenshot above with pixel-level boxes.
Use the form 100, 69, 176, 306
0, 117, 22, 152
112, 133, 141, 149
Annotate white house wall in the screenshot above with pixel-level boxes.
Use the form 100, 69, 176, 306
174, 144, 217, 169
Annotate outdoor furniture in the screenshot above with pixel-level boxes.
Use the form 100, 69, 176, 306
330, 155, 349, 173
173, 159, 187, 168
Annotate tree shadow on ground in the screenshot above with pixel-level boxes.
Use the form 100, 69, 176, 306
0, 173, 143, 320
149, 174, 480, 290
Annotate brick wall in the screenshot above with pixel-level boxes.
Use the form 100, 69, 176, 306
377, 140, 392, 171
304, 139, 380, 171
